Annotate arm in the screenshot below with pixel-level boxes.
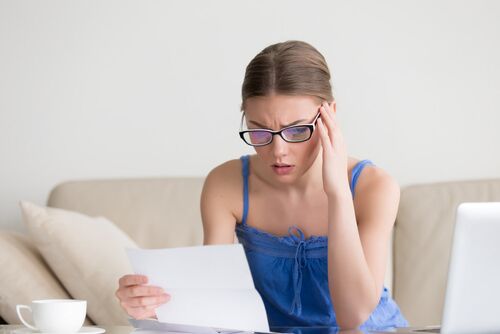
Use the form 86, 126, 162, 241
327, 168, 400, 329
200, 163, 239, 245
316, 101, 399, 329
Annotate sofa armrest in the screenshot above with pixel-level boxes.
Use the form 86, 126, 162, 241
393, 178, 500, 326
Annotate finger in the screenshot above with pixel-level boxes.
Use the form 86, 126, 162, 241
323, 100, 336, 115
324, 101, 340, 127
125, 294, 171, 307
319, 106, 335, 146
320, 103, 335, 129
143, 303, 164, 310
119, 274, 148, 287
320, 101, 334, 124
125, 305, 157, 320
123, 285, 166, 298
317, 118, 332, 154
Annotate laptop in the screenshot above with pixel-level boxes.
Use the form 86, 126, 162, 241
411, 202, 500, 334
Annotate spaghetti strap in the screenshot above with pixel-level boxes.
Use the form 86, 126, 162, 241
350, 159, 375, 198
240, 155, 250, 225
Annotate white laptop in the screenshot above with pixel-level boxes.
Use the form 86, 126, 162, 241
411, 202, 500, 334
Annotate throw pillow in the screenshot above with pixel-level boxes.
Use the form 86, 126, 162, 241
0, 231, 93, 325
19, 201, 138, 325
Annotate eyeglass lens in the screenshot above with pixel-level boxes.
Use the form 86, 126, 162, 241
244, 126, 311, 145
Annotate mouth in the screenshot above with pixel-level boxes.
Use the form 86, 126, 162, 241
272, 163, 293, 167
271, 163, 295, 175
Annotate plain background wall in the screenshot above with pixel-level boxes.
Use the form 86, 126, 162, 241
1, 0, 500, 231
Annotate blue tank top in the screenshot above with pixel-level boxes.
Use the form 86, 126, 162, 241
235, 155, 408, 330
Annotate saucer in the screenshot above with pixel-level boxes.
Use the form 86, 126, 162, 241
13, 326, 106, 334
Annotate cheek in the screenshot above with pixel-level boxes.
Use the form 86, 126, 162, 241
302, 136, 321, 158
253, 146, 269, 157
304, 133, 321, 150
292, 139, 319, 161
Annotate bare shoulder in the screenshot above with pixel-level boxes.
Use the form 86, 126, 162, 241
200, 158, 243, 244
202, 158, 242, 199
350, 159, 400, 224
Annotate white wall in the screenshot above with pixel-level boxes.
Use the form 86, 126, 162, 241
1, 0, 500, 231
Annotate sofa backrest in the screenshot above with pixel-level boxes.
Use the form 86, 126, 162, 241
47, 178, 205, 249
394, 178, 500, 326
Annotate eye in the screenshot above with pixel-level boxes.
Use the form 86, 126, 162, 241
282, 126, 311, 141
246, 131, 272, 145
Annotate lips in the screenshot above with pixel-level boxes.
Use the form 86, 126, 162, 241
271, 163, 295, 175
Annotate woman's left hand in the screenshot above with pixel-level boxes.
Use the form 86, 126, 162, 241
317, 101, 350, 198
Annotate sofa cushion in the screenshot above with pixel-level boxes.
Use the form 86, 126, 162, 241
393, 179, 500, 326
19, 201, 138, 325
0, 231, 93, 325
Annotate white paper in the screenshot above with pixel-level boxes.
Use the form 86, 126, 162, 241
128, 318, 254, 334
129, 318, 219, 334
126, 244, 270, 333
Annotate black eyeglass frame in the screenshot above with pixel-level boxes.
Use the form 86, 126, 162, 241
239, 112, 321, 147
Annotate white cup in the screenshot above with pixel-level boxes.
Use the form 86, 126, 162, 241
16, 299, 86, 333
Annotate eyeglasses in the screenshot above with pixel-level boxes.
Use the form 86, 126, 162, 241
239, 112, 321, 147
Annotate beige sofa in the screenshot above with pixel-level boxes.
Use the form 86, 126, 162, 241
1, 177, 500, 327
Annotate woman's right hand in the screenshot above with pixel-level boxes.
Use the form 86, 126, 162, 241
115, 274, 171, 320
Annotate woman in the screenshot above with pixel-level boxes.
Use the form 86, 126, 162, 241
115, 40, 408, 330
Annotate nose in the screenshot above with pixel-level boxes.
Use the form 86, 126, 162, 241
270, 134, 288, 158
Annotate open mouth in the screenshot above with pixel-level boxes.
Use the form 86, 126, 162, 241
271, 163, 295, 175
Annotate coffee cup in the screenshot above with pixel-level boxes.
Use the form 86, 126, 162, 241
16, 299, 86, 333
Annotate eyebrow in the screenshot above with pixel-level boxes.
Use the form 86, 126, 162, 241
248, 118, 308, 129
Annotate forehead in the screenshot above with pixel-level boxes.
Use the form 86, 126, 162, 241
244, 95, 320, 122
